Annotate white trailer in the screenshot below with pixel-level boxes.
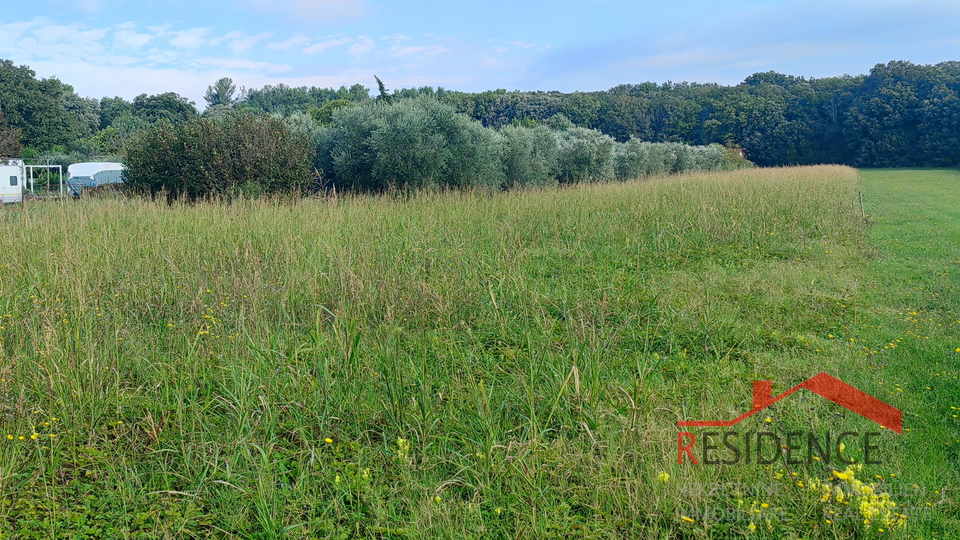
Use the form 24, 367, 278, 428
0, 158, 26, 204
67, 162, 125, 197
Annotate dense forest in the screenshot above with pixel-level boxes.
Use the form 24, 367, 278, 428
1, 58, 958, 169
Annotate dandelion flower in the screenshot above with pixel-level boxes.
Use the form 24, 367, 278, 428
325, 437, 333, 444
657, 472, 670, 483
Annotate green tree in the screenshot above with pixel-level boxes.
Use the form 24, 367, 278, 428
599, 93, 651, 142
100, 96, 134, 130
133, 92, 199, 124
204, 77, 238, 108
91, 115, 149, 155
0, 111, 23, 157
309, 99, 356, 125
482, 92, 562, 128
500, 125, 559, 189
324, 97, 502, 192
374, 75, 392, 104
61, 89, 101, 140
125, 113, 311, 199
0, 60, 79, 150
558, 91, 603, 129
555, 126, 615, 184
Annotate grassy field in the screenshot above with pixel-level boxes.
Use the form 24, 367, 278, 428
0, 166, 956, 538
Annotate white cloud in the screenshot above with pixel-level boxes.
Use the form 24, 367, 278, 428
113, 23, 155, 49
0, 20, 43, 40
239, 0, 368, 22
382, 34, 411, 43
145, 50, 181, 64
347, 36, 374, 55
267, 35, 311, 51
222, 31, 273, 54
393, 45, 449, 59
0, 20, 108, 61
302, 37, 353, 54
76, 0, 107, 13
169, 28, 210, 49
194, 57, 291, 73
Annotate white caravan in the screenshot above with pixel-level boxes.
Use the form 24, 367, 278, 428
67, 162, 125, 197
0, 158, 25, 204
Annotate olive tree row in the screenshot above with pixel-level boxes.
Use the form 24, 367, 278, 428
122, 97, 741, 198
312, 98, 732, 192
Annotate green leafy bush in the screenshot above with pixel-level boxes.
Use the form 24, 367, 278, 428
124, 112, 312, 200
554, 126, 615, 184
322, 97, 503, 192
499, 125, 559, 189
615, 140, 727, 180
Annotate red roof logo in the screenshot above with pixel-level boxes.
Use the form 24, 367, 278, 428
678, 372, 902, 434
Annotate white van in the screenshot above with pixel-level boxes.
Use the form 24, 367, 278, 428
0, 158, 25, 204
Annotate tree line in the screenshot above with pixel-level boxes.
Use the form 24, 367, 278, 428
123, 97, 744, 199
1, 58, 957, 170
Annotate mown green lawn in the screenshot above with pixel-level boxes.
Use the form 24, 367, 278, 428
0, 166, 956, 539
851, 168, 960, 538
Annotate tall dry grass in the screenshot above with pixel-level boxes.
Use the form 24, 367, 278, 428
0, 166, 877, 538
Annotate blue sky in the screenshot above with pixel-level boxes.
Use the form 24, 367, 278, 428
1, 0, 957, 108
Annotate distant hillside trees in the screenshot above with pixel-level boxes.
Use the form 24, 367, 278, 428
309, 99, 356, 125
1, 57, 958, 169
236, 83, 370, 116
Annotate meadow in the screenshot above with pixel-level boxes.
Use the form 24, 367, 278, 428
0, 166, 957, 538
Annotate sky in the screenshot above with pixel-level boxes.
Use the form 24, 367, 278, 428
0, 0, 958, 108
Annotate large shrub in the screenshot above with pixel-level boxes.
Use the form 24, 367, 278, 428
615, 139, 726, 180
554, 126, 615, 184
613, 138, 650, 180
124, 112, 312, 199
500, 125, 559, 189
319, 97, 504, 192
